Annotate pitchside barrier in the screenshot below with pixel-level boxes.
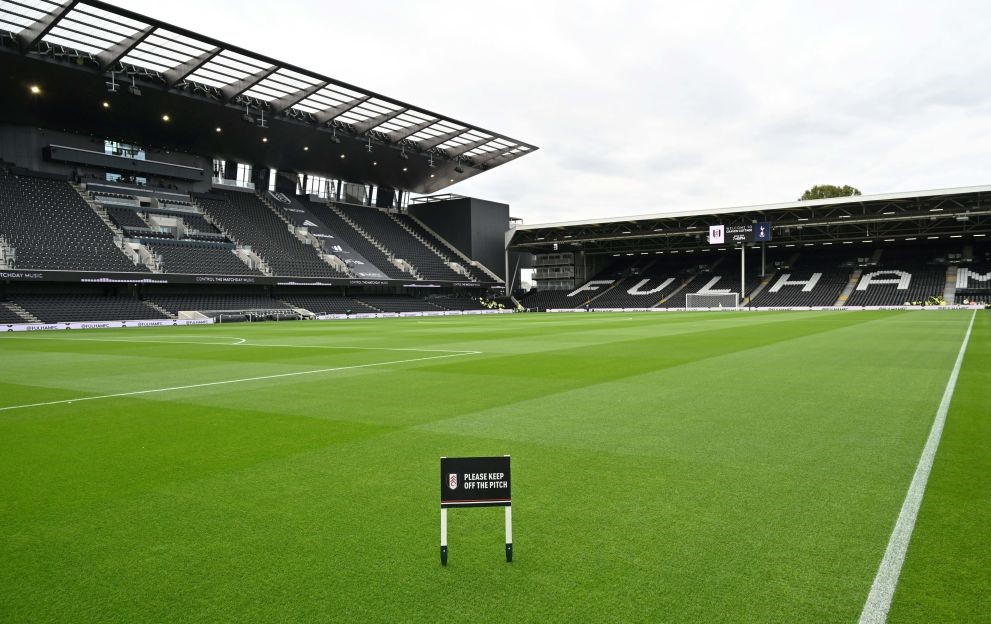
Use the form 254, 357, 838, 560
1, 309, 515, 332
546, 305, 984, 313
3, 318, 214, 332
316, 310, 513, 320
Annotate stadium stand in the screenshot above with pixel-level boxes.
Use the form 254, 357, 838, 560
106, 207, 150, 230
0, 169, 146, 272
520, 289, 585, 311
340, 206, 473, 281
10, 294, 168, 322
844, 246, 948, 306
0, 304, 27, 323
304, 202, 409, 279
658, 254, 763, 308
427, 296, 488, 310
585, 257, 694, 309
143, 240, 260, 276
195, 191, 348, 278
748, 249, 854, 307
278, 294, 378, 314
392, 213, 484, 281
146, 292, 292, 315
178, 213, 221, 234
355, 295, 445, 312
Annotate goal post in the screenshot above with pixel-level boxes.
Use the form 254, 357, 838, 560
685, 292, 740, 309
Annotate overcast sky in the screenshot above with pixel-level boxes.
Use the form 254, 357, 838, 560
115, 0, 991, 224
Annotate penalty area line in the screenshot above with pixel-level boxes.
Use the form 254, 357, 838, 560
857, 310, 977, 624
0, 350, 479, 413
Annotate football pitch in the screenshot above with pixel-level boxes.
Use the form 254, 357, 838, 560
1, 310, 987, 623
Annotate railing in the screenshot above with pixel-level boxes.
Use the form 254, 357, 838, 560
212, 176, 254, 190
0, 236, 15, 269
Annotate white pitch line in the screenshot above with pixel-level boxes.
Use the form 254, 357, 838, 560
1, 335, 477, 354
2, 335, 248, 346
0, 350, 477, 413
858, 310, 977, 624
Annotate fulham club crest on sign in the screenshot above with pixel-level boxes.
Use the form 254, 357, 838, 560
448, 473, 457, 490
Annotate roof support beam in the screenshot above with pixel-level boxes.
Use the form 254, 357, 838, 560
16, 0, 79, 53
163, 46, 221, 87
415, 129, 469, 152
269, 80, 329, 114
96, 24, 155, 70
313, 95, 371, 124
220, 65, 279, 102
443, 137, 494, 158
387, 118, 439, 143
352, 108, 408, 134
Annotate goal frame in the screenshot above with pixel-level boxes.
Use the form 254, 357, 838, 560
685, 292, 740, 309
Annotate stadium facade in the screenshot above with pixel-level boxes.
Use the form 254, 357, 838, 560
0, 0, 535, 324
508, 187, 991, 310
0, 0, 988, 326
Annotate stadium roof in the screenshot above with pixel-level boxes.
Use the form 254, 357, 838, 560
510, 184, 991, 255
0, 0, 536, 193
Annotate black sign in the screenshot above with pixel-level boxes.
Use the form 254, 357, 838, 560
440, 456, 511, 508
724, 222, 772, 243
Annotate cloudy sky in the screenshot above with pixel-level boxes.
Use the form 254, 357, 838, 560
115, 0, 991, 224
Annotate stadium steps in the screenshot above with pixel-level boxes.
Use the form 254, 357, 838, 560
392, 213, 496, 282
328, 204, 422, 280
143, 300, 177, 319
943, 265, 958, 304
71, 182, 155, 271
2, 301, 39, 323
652, 274, 699, 308
834, 269, 863, 306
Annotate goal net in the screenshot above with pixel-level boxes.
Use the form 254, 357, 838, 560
685, 292, 739, 309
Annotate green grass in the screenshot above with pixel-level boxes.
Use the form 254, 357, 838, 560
0, 310, 986, 623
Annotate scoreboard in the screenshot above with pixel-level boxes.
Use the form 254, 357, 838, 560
708, 222, 772, 244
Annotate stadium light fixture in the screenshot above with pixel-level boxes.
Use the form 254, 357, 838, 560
340, 154, 345, 159
128, 76, 141, 97
402, 167, 408, 172
215, 127, 222, 133
449, 179, 454, 182
161, 114, 170, 122
304, 146, 309, 151
106, 72, 119, 93
262, 137, 268, 143
974, 233, 986, 237
372, 161, 378, 166
29, 84, 41, 94
102, 101, 110, 109
331, 128, 341, 144
454, 166, 464, 174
